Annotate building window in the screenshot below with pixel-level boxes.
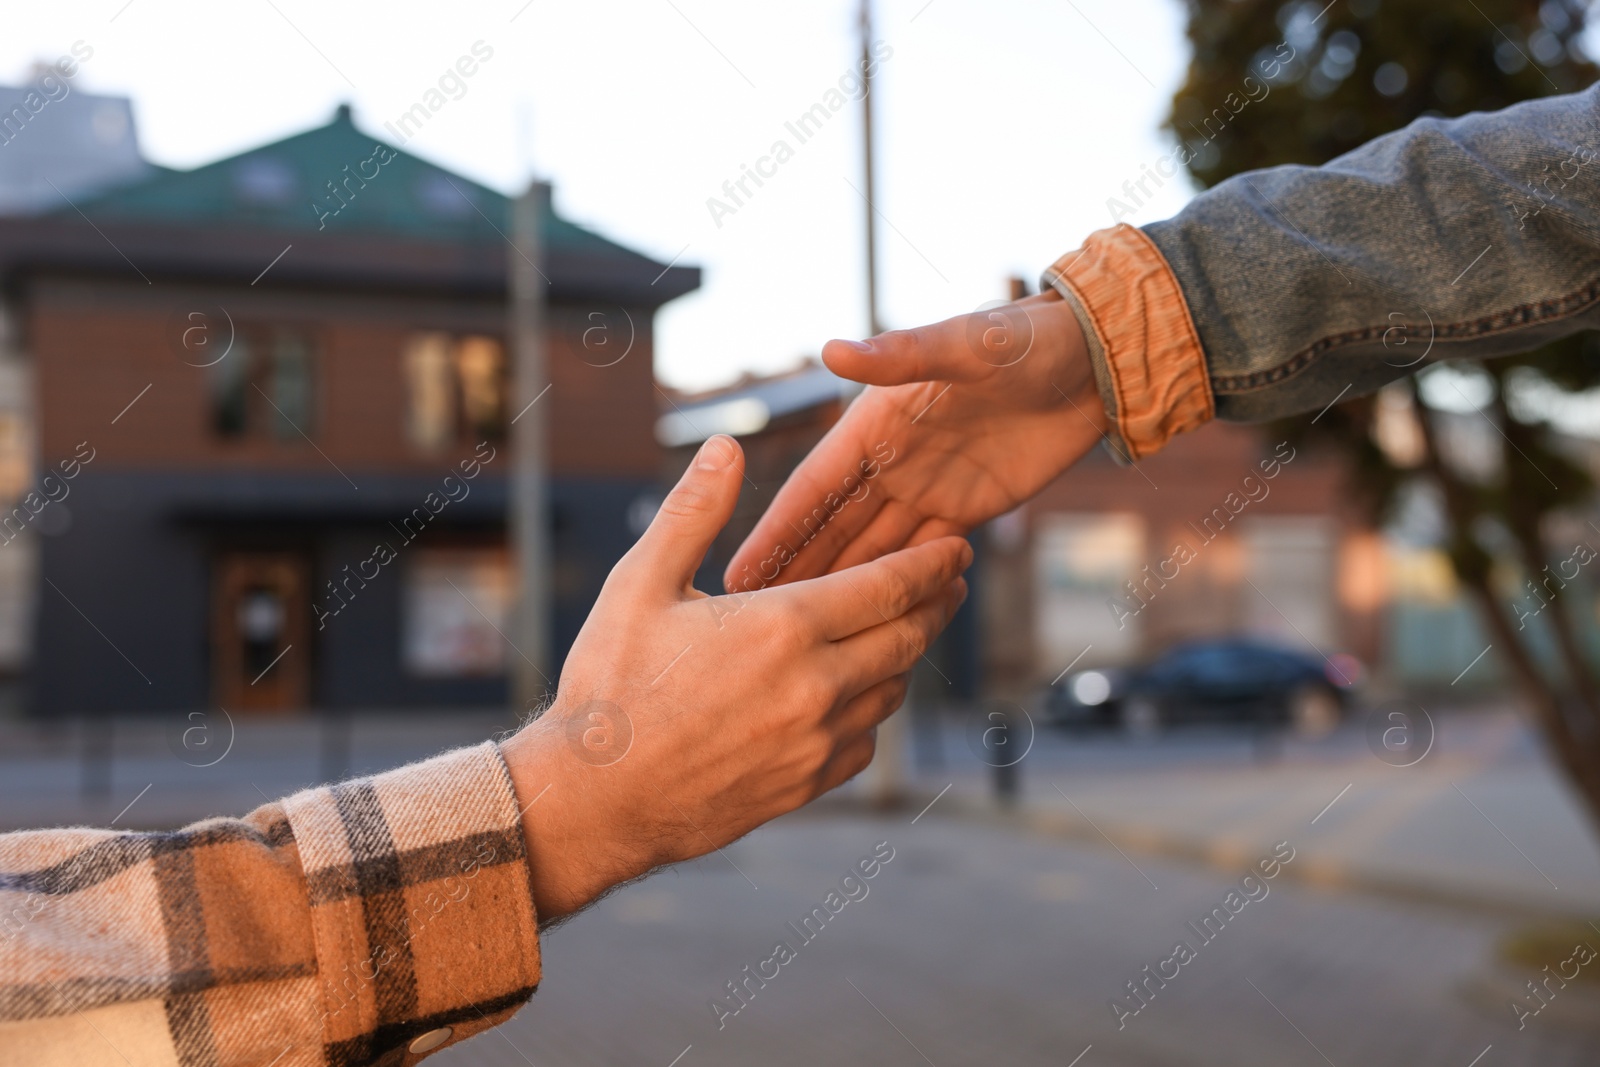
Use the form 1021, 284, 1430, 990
401, 547, 512, 676
211, 335, 250, 437
404, 333, 453, 451
1242, 516, 1336, 649
210, 330, 317, 439
0, 409, 32, 501
403, 332, 506, 453
1033, 513, 1145, 667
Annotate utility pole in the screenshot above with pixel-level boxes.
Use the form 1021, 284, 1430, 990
509, 181, 553, 713
857, 0, 907, 808
861, 0, 882, 340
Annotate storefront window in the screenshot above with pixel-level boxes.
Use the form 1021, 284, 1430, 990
401, 547, 512, 676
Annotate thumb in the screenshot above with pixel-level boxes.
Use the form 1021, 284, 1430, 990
821, 304, 1031, 386
624, 434, 743, 595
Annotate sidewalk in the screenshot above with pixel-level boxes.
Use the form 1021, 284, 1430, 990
901, 708, 1600, 922
4, 705, 1598, 922
0, 710, 516, 832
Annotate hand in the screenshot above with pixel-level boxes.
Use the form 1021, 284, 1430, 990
723, 291, 1108, 592
499, 434, 971, 923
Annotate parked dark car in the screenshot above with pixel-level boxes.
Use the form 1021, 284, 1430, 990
1045, 638, 1357, 737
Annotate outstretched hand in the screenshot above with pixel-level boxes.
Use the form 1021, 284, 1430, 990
724, 291, 1108, 592
501, 434, 971, 923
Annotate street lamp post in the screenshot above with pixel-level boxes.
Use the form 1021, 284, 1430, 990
509, 181, 553, 714
855, 0, 910, 808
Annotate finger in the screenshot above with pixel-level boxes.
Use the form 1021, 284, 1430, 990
821, 304, 1030, 387
722, 421, 888, 592
783, 536, 971, 642
620, 434, 743, 595
829, 578, 967, 696
900, 515, 968, 550
827, 673, 907, 740
826, 502, 929, 574
814, 731, 877, 795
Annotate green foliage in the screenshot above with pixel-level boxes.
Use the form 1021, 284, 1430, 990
1170, 0, 1597, 189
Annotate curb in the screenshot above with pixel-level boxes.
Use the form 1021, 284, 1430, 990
924, 792, 1600, 926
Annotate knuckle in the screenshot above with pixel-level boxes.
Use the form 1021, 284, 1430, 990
657, 485, 712, 521
783, 667, 836, 715
880, 327, 916, 352
810, 673, 843, 710
867, 637, 898, 678
866, 636, 904, 681
917, 611, 943, 650
898, 620, 931, 664
939, 542, 965, 582
879, 564, 917, 617
860, 650, 896, 690
848, 736, 876, 777
894, 628, 925, 670
813, 734, 838, 773
799, 732, 836, 779
854, 631, 902, 682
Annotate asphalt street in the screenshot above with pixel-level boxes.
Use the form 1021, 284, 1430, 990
3, 707, 1598, 1064
436, 808, 1597, 1067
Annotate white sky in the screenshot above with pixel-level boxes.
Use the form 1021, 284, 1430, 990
3, 0, 1194, 391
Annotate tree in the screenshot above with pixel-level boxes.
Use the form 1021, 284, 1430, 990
1166, 0, 1600, 826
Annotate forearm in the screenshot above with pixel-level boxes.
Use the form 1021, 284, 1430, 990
0, 743, 541, 1066
1045, 84, 1600, 453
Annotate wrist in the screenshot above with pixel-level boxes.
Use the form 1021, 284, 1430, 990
1041, 226, 1213, 460
1021, 289, 1108, 436
499, 716, 604, 924
500, 695, 677, 923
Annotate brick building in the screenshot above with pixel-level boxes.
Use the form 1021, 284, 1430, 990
980, 420, 1379, 698
0, 104, 696, 716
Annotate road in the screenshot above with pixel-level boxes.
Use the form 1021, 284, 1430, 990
434, 808, 1597, 1067
3, 706, 1598, 1064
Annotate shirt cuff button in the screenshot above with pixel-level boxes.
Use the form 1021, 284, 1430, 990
409, 1027, 454, 1054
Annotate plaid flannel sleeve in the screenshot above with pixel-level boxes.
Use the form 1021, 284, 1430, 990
0, 741, 542, 1067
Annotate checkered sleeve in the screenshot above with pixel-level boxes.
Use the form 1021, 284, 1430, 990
0, 741, 542, 1067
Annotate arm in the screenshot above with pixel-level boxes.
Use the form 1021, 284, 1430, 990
1060, 81, 1600, 435
0, 745, 539, 1067
1, 434, 970, 1066
727, 86, 1600, 588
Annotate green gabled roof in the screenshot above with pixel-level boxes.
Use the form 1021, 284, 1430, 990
63, 105, 639, 259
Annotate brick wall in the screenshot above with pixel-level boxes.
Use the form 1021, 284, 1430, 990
28, 277, 660, 479
988, 419, 1379, 690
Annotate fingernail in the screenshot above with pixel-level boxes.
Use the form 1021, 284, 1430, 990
696, 434, 736, 470
839, 339, 874, 354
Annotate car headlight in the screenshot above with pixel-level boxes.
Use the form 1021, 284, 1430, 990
1071, 670, 1111, 706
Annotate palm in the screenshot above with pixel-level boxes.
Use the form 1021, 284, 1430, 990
725, 294, 1105, 590
851, 374, 1091, 521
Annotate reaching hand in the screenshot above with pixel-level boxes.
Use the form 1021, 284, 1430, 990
500, 434, 971, 922
723, 291, 1108, 592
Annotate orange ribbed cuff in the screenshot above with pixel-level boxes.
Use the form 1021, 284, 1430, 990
1042, 224, 1213, 460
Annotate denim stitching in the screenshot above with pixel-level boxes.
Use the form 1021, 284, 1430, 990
1210, 276, 1600, 394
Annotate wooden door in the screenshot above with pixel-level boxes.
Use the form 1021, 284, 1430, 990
212, 552, 310, 711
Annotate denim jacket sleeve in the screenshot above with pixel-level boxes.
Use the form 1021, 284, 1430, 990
1041, 83, 1600, 459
